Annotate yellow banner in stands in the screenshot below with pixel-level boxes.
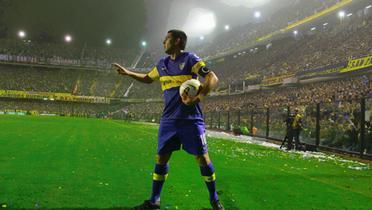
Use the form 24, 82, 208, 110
282, 0, 353, 32
0, 90, 110, 104
245, 74, 260, 80
260, 74, 295, 86
257, 0, 353, 42
341, 55, 372, 73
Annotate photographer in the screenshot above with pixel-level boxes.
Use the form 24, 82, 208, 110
283, 113, 294, 150
290, 108, 303, 150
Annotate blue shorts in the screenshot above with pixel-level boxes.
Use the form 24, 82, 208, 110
157, 119, 208, 155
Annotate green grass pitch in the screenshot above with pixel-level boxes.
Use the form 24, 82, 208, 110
0, 115, 371, 209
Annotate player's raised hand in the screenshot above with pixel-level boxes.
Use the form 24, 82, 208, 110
112, 63, 130, 75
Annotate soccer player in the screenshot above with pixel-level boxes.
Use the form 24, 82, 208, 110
112, 29, 224, 210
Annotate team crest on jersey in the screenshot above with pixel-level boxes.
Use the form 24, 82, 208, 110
179, 62, 185, 70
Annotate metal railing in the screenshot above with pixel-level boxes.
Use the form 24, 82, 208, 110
203, 97, 371, 159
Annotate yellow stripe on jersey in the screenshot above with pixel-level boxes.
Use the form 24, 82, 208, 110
153, 173, 168, 181
147, 67, 160, 80
191, 61, 206, 74
159, 75, 193, 91
203, 173, 216, 182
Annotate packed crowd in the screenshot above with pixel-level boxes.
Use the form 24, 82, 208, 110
0, 0, 345, 71
136, 3, 372, 88
0, 39, 135, 69
116, 75, 371, 116
136, 0, 343, 67
210, 12, 372, 85
205, 75, 371, 112
192, 0, 342, 58
0, 1, 370, 94
0, 14, 372, 98
0, 65, 162, 98
0, 1, 370, 104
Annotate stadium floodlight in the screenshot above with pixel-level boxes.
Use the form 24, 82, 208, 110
64, 35, 72, 43
183, 8, 216, 37
254, 11, 261, 18
366, 5, 372, 9
346, 13, 353, 17
293, 30, 298, 35
141, 41, 147, 47
199, 36, 204, 40
18, 30, 26, 38
106, 39, 112, 45
224, 25, 230, 31
338, 11, 345, 18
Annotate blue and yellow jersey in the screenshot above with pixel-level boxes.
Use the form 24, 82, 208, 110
146, 52, 210, 120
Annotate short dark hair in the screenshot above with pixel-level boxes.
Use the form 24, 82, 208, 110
168, 29, 187, 50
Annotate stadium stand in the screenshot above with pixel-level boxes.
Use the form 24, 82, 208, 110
136, 0, 347, 67
0, 65, 162, 98
0, 39, 134, 69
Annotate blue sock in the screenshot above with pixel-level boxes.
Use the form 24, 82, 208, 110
200, 162, 219, 201
150, 164, 169, 204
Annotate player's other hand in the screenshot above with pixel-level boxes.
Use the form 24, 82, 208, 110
112, 63, 130, 75
181, 92, 200, 106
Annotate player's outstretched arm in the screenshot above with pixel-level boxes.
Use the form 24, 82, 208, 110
112, 63, 153, 84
